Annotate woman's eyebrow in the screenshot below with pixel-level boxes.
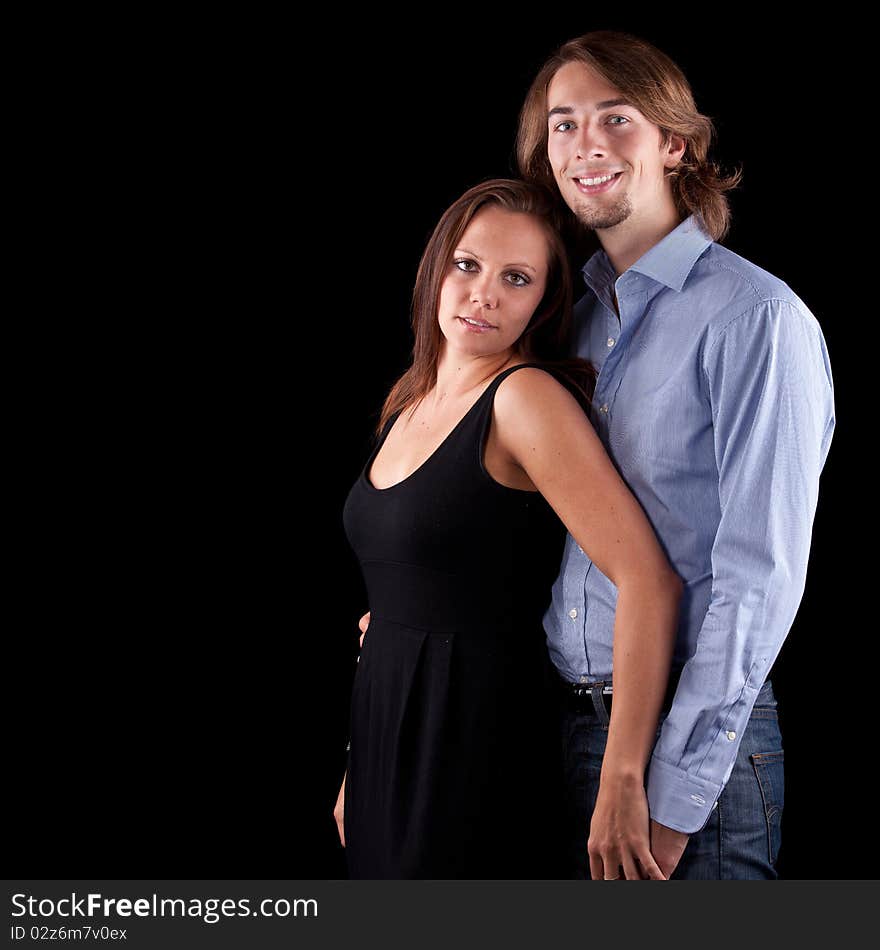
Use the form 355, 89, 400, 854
456, 248, 537, 273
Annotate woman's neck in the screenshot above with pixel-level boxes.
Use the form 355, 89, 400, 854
429, 350, 520, 409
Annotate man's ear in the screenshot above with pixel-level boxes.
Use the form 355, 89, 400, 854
663, 132, 687, 169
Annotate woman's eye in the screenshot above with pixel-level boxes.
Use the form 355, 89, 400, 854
453, 260, 528, 287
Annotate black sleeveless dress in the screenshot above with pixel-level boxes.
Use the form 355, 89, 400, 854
342, 363, 567, 879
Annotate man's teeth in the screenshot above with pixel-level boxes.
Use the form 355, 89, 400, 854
578, 174, 616, 185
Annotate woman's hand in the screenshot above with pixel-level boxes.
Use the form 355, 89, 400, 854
334, 773, 346, 847
588, 776, 667, 880
341, 611, 370, 848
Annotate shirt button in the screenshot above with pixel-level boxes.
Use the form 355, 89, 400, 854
579, 676, 588, 684
606, 337, 616, 348
569, 608, 578, 619
599, 404, 609, 414
726, 731, 736, 740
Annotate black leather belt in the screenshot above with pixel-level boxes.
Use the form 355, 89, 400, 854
556, 670, 681, 718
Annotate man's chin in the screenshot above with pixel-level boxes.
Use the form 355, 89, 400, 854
571, 197, 632, 232
581, 211, 631, 232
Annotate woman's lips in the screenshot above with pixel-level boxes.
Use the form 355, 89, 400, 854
457, 316, 496, 333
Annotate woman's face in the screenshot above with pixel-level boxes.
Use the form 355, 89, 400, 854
437, 206, 550, 360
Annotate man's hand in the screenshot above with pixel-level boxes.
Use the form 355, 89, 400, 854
358, 611, 370, 648
649, 818, 690, 879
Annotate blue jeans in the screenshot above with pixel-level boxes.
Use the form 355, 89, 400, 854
560, 680, 784, 879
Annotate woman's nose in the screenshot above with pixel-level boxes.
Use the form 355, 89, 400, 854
471, 281, 497, 310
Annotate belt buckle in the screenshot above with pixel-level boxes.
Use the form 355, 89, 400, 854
573, 679, 611, 697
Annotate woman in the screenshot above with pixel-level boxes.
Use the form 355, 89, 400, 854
337, 179, 681, 879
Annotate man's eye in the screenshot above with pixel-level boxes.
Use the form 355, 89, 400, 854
608, 115, 629, 125
553, 121, 574, 133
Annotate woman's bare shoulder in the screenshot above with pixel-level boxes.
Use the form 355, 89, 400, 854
494, 365, 587, 420
491, 365, 596, 466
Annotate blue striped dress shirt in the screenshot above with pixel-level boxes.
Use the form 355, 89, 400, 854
544, 214, 835, 834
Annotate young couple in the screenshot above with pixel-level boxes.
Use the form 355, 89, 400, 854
335, 31, 835, 880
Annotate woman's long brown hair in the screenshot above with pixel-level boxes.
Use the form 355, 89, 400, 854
376, 178, 596, 436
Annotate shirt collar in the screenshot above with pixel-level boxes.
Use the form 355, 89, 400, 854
581, 214, 713, 295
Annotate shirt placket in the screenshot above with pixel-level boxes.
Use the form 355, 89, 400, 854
591, 283, 642, 444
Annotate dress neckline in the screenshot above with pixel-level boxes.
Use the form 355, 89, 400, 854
362, 362, 537, 494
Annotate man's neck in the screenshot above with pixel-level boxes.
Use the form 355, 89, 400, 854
598, 202, 684, 277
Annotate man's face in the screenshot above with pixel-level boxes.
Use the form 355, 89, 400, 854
546, 61, 681, 232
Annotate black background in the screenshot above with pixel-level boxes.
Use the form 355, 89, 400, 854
13, 14, 865, 883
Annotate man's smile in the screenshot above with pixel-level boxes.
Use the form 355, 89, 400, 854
572, 171, 624, 195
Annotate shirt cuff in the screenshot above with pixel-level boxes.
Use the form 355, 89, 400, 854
646, 755, 723, 834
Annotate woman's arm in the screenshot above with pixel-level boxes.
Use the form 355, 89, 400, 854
493, 368, 682, 879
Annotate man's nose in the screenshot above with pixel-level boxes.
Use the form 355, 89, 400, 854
575, 121, 607, 160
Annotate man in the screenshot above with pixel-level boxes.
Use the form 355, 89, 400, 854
515, 31, 835, 879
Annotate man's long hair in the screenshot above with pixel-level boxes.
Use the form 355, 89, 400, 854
377, 178, 596, 436
516, 31, 741, 241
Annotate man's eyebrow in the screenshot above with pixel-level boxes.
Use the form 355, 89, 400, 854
547, 98, 634, 120
456, 248, 537, 273
547, 105, 575, 120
